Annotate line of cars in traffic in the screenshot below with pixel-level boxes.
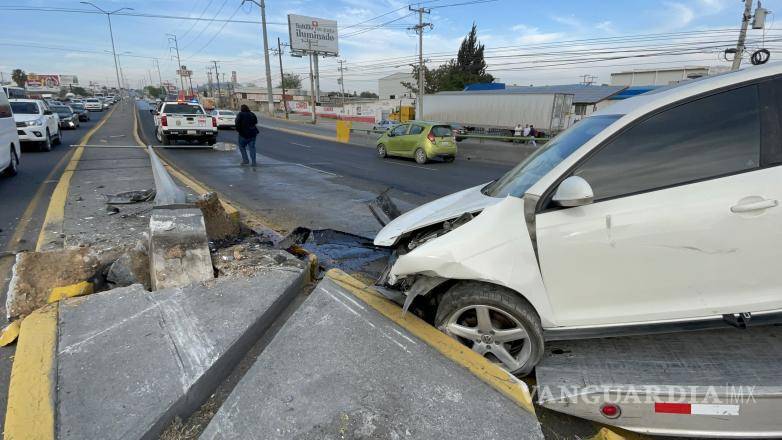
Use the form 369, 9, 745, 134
0, 86, 120, 177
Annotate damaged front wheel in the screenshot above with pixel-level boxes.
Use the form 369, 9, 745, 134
435, 282, 544, 377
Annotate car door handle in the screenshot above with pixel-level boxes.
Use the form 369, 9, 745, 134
730, 199, 778, 213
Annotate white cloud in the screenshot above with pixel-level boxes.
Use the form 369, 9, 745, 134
658, 2, 696, 30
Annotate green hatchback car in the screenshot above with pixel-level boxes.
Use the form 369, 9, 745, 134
376, 121, 457, 164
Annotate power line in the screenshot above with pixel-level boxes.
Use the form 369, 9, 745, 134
179, 0, 215, 40
181, 0, 229, 50
186, 3, 243, 59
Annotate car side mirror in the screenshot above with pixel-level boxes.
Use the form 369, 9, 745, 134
552, 176, 594, 207
44, 110, 52, 115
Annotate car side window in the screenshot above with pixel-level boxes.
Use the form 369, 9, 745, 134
0, 93, 12, 118
409, 125, 423, 135
573, 85, 761, 201
391, 124, 408, 136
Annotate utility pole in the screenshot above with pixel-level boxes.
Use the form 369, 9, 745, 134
313, 55, 320, 106
167, 33, 185, 92
212, 61, 222, 107
308, 53, 317, 123
80, 2, 133, 96
274, 37, 290, 119
153, 58, 163, 89
206, 67, 214, 98
337, 60, 347, 108
732, 0, 754, 70
242, 0, 275, 115
409, 5, 431, 120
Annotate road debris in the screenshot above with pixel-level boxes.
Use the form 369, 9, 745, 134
48, 281, 94, 303
106, 246, 151, 290
195, 192, 241, 241
368, 189, 401, 226
103, 189, 156, 204
212, 237, 306, 278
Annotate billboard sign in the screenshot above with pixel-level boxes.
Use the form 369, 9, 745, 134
59, 75, 79, 86
288, 14, 338, 55
26, 74, 61, 90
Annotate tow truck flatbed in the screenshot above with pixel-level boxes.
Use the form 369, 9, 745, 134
535, 326, 782, 438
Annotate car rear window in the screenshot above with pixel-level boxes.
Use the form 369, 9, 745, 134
164, 104, 204, 114
431, 125, 452, 137
10, 102, 39, 114
86, 99, 99, 103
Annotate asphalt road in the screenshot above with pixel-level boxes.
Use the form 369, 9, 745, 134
135, 101, 514, 236
0, 107, 107, 433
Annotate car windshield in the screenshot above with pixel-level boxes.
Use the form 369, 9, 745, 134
10, 102, 39, 114
86, 99, 99, 103
52, 106, 72, 115
164, 104, 204, 114
71, 104, 85, 110
483, 115, 621, 198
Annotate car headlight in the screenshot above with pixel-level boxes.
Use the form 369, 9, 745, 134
26, 119, 44, 126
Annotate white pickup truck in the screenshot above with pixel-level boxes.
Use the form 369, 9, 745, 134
154, 101, 217, 146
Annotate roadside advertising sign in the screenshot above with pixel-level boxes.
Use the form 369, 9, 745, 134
287, 14, 338, 55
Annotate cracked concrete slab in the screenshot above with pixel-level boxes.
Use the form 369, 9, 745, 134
200, 277, 543, 440
56, 263, 308, 440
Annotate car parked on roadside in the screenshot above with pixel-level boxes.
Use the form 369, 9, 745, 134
68, 103, 91, 122
376, 121, 457, 164
51, 105, 80, 129
211, 109, 236, 129
0, 90, 20, 177
10, 99, 61, 151
84, 98, 103, 112
374, 62, 782, 377
372, 119, 398, 132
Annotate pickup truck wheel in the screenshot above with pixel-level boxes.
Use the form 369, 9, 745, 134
155, 128, 163, 143
377, 144, 387, 158
206, 137, 217, 146
40, 130, 52, 152
414, 148, 427, 164
3, 146, 18, 177
435, 282, 544, 377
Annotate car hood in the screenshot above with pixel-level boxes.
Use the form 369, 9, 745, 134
13, 114, 42, 123
373, 183, 501, 246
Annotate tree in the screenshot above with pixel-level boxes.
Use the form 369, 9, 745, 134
359, 91, 378, 98
71, 86, 89, 97
11, 69, 26, 87
278, 73, 302, 90
143, 85, 166, 99
402, 23, 493, 94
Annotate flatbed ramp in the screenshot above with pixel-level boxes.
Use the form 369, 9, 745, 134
536, 326, 782, 438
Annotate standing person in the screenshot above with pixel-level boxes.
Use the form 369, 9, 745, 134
514, 123, 523, 143
529, 124, 537, 147
522, 124, 531, 144
235, 104, 259, 167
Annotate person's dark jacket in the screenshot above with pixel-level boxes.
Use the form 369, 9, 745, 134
235, 110, 259, 139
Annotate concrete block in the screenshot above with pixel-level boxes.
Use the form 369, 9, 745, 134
56, 264, 308, 440
194, 192, 240, 241
148, 207, 213, 290
200, 277, 543, 439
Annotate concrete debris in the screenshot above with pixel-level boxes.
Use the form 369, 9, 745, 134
149, 207, 214, 290
104, 189, 156, 204
212, 240, 306, 278
195, 192, 241, 241
274, 226, 311, 250
107, 248, 151, 290
6, 248, 100, 319
212, 142, 237, 151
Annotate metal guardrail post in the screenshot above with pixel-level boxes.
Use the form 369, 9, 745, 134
147, 145, 188, 206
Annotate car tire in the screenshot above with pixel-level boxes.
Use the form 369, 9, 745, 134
53, 130, 61, 145
206, 137, 217, 146
377, 143, 387, 158
443, 156, 455, 163
435, 281, 544, 377
414, 148, 427, 164
3, 146, 19, 177
40, 130, 53, 152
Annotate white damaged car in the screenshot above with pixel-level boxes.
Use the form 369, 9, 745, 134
373, 62, 782, 376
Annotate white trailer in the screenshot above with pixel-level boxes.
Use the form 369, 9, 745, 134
422, 91, 573, 133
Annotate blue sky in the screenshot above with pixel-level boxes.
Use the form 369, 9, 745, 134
1, 0, 779, 92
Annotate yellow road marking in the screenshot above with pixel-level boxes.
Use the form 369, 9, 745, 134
325, 268, 537, 415
47, 281, 93, 303
34, 104, 118, 251
4, 304, 58, 440
0, 320, 21, 346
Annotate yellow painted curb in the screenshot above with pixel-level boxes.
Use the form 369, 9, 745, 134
325, 268, 537, 415
35, 104, 119, 251
4, 304, 57, 440
47, 281, 93, 303
0, 320, 21, 346
132, 106, 240, 222
590, 426, 651, 440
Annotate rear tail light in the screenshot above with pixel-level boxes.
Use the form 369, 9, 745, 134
427, 131, 435, 142
212, 117, 217, 127
600, 403, 621, 419
161, 115, 167, 126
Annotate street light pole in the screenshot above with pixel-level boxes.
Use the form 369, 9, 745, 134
242, 0, 275, 116
80, 2, 133, 96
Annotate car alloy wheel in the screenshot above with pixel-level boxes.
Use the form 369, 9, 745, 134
41, 131, 52, 152
377, 144, 387, 158
441, 304, 532, 373
414, 148, 427, 164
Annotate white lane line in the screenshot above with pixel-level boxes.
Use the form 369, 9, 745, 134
391, 328, 418, 345
385, 161, 437, 171
324, 290, 411, 354
297, 163, 340, 177
289, 142, 313, 149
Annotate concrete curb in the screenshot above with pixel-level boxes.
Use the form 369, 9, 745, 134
35, 104, 120, 252
325, 268, 538, 414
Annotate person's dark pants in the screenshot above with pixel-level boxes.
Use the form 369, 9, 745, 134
237, 135, 257, 165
